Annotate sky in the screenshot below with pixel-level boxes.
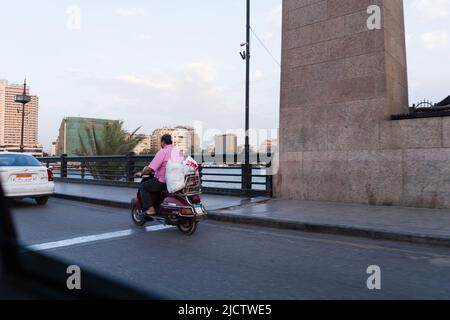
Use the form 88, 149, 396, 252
0, 0, 449, 150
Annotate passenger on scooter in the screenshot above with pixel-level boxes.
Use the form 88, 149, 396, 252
138, 134, 183, 216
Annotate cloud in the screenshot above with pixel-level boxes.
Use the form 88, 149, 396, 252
63, 61, 239, 132
254, 70, 264, 81
65, 67, 82, 75
421, 30, 449, 49
267, 4, 282, 24
411, 0, 450, 20
183, 62, 229, 99
130, 33, 154, 42
116, 63, 225, 99
116, 74, 176, 91
111, 95, 132, 106
137, 34, 153, 41
185, 62, 217, 83
405, 33, 413, 46
115, 8, 145, 16
409, 80, 422, 89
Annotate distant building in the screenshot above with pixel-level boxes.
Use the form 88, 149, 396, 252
132, 134, 151, 154
50, 142, 57, 156
215, 134, 238, 154
150, 125, 200, 154
0, 80, 43, 156
172, 127, 191, 155
149, 127, 174, 153
259, 139, 278, 153
179, 126, 201, 153
237, 144, 257, 154
205, 144, 215, 153
55, 117, 119, 156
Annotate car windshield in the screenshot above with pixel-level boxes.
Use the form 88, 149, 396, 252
0, 154, 42, 167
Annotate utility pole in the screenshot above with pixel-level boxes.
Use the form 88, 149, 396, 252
15, 79, 31, 153
241, 0, 252, 193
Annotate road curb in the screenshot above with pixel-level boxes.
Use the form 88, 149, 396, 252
53, 193, 130, 209
207, 211, 450, 248
52, 193, 450, 248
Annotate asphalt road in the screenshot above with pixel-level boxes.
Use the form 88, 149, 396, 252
10, 198, 450, 300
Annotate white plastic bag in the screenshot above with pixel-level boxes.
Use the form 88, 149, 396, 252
166, 160, 186, 193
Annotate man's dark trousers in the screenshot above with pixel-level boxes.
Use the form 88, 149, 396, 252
140, 178, 167, 210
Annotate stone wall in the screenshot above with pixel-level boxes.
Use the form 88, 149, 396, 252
276, 0, 450, 208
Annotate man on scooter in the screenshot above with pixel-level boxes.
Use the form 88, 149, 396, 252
139, 134, 183, 216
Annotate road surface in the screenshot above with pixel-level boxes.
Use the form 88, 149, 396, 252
10, 198, 450, 299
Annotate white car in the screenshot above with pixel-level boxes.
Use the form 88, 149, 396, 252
0, 152, 55, 205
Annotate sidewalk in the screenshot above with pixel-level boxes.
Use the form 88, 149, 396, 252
53, 182, 450, 247
54, 182, 268, 211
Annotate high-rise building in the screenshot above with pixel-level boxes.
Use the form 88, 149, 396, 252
149, 125, 200, 154
50, 142, 57, 156
149, 127, 174, 153
0, 80, 43, 155
132, 134, 151, 154
176, 126, 201, 153
215, 134, 238, 154
205, 144, 215, 153
55, 117, 119, 156
259, 139, 278, 153
172, 127, 191, 155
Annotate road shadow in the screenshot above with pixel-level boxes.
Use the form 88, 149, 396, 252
8, 198, 40, 209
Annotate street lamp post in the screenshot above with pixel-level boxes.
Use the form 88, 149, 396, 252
14, 79, 31, 153
241, 0, 252, 194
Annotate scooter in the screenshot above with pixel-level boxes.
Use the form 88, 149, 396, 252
131, 172, 207, 235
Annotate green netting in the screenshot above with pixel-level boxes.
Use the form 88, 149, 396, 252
64, 118, 119, 156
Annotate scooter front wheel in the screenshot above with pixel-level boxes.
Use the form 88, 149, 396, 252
131, 199, 146, 226
177, 219, 198, 236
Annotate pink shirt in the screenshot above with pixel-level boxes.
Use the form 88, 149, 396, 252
149, 145, 183, 183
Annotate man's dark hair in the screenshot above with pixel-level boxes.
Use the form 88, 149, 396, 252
161, 134, 173, 145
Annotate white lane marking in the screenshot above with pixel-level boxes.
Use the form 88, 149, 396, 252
146, 225, 174, 232
28, 225, 175, 252
28, 230, 133, 252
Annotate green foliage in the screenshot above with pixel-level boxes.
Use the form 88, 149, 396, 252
76, 121, 145, 180
77, 121, 143, 156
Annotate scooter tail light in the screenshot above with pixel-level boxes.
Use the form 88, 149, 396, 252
47, 168, 54, 182
189, 195, 201, 204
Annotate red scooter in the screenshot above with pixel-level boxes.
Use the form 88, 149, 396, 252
131, 172, 207, 235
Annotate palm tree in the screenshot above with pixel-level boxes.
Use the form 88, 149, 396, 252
77, 121, 145, 180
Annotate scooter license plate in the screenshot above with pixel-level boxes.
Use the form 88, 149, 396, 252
194, 205, 203, 215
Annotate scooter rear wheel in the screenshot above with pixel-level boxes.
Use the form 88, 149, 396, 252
177, 219, 198, 236
131, 199, 146, 226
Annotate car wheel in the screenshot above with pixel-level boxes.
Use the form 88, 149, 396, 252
35, 196, 49, 206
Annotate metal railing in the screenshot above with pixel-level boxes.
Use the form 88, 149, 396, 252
391, 99, 450, 120
37, 152, 273, 197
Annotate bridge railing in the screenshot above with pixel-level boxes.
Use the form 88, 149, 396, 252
37, 153, 273, 197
